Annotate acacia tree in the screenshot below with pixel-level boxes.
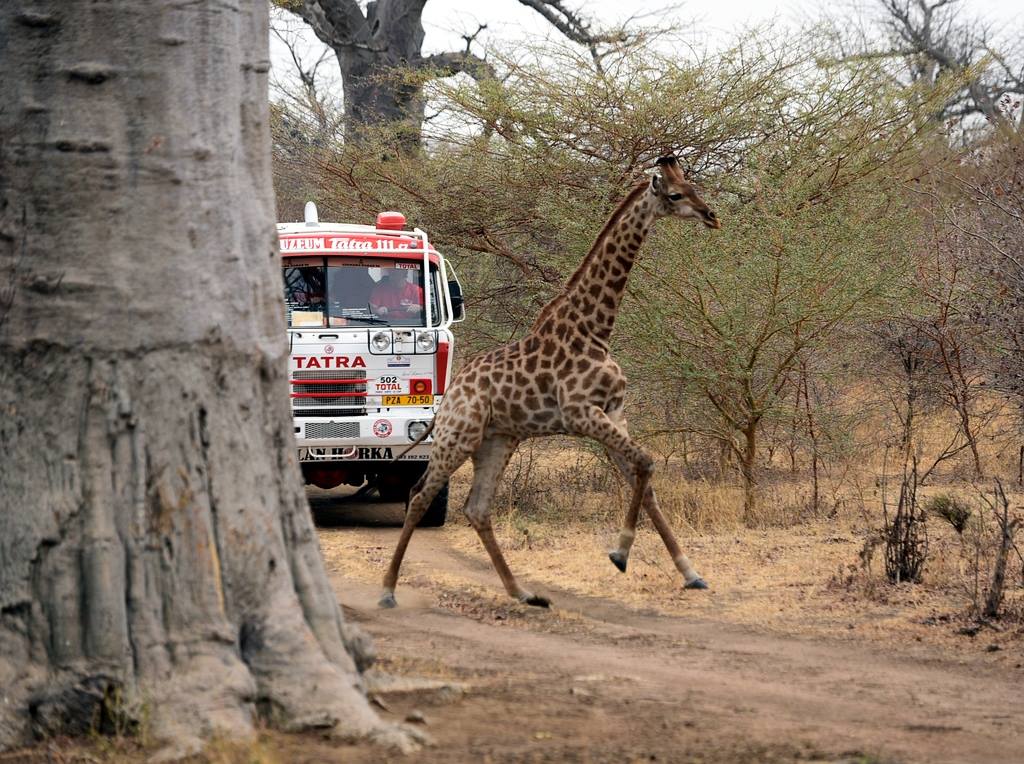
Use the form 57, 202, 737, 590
0, 2, 410, 755
618, 57, 945, 522
274, 0, 627, 150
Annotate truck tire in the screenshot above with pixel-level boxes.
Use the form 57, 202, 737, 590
416, 481, 448, 527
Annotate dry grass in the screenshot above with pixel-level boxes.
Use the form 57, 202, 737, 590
427, 433, 1024, 658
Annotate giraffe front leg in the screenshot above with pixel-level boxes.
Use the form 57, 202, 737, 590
572, 406, 709, 591
603, 412, 645, 574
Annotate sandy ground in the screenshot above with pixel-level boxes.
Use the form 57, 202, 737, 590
8, 487, 1022, 764
298, 489, 1024, 764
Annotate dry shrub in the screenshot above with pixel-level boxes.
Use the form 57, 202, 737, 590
881, 463, 929, 584
959, 481, 1024, 619
494, 442, 619, 525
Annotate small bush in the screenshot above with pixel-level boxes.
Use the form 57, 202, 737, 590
926, 494, 973, 535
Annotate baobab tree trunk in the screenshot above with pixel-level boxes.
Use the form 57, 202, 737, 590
0, 1, 407, 756
339, 47, 426, 152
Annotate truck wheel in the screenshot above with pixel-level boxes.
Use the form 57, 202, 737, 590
415, 482, 448, 527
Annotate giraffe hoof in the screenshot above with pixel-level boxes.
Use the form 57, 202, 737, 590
608, 551, 628, 573
378, 592, 398, 608
683, 577, 709, 590
520, 593, 551, 608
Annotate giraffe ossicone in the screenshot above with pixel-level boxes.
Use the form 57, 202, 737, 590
379, 154, 720, 609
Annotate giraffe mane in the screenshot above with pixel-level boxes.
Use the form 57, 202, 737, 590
530, 179, 650, 330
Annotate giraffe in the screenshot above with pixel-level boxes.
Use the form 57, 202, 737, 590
379, 155, 720, 609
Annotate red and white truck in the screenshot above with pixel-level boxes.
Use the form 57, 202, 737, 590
278, 203, 464, 525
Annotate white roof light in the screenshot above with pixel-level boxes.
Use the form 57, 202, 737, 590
304, 201, 319, 226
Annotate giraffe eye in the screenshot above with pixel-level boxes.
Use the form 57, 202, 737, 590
668, 193, 683, 201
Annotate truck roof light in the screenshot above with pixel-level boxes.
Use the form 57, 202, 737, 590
304, 201, 319, 226
376, 211, 406, 230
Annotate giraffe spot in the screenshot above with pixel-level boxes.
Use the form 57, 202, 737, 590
542, 339, 556, 355
523, 394, 539, 410
514, 371, 528, 387
536, 372, 554, 390
602, 294, 617, 310
607, 243, 617, 254
588, 345, 605, 360
525, 355, 538, 373
553, 346, 567, 367
589, 283, 602, 298
577, 359, 591, 374
570, 391, 588, 403
610, 276, 627, 292
510, 406, 527, 423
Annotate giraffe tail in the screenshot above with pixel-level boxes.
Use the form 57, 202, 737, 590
389, 420, 436, 464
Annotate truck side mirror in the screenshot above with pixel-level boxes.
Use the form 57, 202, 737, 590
449, 279, 466, 322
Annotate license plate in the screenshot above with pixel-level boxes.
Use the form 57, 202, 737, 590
382, 394, 433, 406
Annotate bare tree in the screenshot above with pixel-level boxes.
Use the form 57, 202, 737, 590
822, 0, 1024, 132
0, 1, 412, 755
274, 0, 628, 151
271, 12, 345, 142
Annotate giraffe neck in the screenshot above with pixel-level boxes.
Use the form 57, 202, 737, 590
533, 181, 655, 343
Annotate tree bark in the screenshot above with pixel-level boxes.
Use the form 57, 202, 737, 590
0, 1, 405, 755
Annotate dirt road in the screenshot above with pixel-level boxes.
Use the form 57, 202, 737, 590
306, 500, 1024, 764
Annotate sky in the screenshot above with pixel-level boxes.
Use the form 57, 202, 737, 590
269, 0, 1024, 103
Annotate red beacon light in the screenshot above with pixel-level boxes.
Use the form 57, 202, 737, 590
376, 211, 406, 231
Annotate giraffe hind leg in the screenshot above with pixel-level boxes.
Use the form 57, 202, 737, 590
465, 434, 549, 607
379, 445, 472, 608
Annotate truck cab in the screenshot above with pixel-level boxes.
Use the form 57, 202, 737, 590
279, 203, 464, 525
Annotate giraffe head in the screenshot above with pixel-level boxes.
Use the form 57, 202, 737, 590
650, 155, 720, 229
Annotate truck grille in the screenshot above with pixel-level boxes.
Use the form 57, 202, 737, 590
305, 421, 360, 439
291, 369, 366, 417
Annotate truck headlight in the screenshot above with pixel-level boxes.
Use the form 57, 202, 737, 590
415, 331, 436, 353
371, 331, 392, 352
407, 420, 429, 441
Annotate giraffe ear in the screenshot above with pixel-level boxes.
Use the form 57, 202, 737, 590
651, 173, 663, 193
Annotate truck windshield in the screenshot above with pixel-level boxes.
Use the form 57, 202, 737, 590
283, 257, 441, 329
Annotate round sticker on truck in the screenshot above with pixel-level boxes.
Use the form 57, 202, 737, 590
372, 419, 393, 438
